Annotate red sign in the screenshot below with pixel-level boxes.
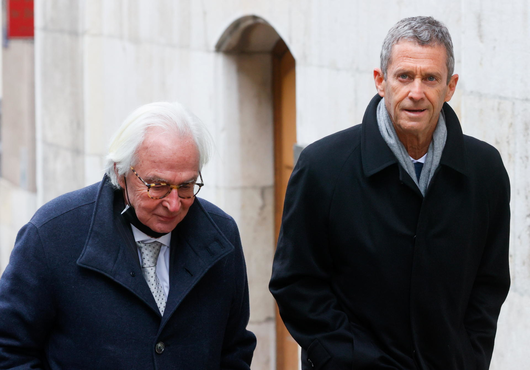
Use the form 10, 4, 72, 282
8, 0, 34, 38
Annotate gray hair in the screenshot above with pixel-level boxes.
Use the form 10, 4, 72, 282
380, 16, 455, 83
104, 101, 212, 188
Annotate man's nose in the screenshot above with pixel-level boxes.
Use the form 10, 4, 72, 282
163, 189, 181, 212
408, 78, 425, 100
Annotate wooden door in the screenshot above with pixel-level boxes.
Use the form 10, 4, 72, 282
272, 39, 298, 370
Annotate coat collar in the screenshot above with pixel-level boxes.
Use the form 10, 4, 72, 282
361, 94, 398, 177
161, 198, 235, 325
77, 176, 234, 319
361, 94, 468, 179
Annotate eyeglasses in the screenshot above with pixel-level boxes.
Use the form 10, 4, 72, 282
130, 166, 204, 200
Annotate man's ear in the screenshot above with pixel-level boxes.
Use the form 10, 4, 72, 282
374, 68, 386, 97
115, 164, 126, 188
444, 74, 459, 102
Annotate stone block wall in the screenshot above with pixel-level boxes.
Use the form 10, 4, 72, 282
0, 0, 528, 369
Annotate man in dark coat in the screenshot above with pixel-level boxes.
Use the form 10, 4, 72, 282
270, 16, 510, 370
0, 102, 256, 369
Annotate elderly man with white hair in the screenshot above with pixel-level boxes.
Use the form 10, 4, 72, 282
0, 102, 256, 369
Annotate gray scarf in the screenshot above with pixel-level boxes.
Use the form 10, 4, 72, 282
376, 98, 447, 196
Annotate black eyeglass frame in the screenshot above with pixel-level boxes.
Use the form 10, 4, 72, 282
130, 166, 204, 200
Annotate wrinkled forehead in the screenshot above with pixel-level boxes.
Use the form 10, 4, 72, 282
135, 127, 199, 165
388, 40, 448, 68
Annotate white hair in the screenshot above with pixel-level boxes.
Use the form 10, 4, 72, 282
104, 101, 212, 188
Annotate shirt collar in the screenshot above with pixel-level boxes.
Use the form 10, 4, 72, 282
410, 153, 427, 164
131, 224, 172, 247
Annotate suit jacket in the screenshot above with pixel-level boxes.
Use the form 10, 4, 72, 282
0, 175, 256, 369
270, 95, 510, 370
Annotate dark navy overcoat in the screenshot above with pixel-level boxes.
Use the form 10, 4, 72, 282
270, 95, 510, 370
0, 176, 256, 369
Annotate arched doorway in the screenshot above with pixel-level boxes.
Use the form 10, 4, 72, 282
272, 38, 298, 370
216, 15, 298, 370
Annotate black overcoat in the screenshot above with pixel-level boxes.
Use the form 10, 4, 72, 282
270, 95, 510, 370
0, 176, 256, 369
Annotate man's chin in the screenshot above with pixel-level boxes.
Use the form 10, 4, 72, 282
151, 218, 181, 234
150, 224, 176, 235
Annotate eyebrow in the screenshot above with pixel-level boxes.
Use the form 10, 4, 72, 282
145, 175, 198, 185
394, 69, 443, 80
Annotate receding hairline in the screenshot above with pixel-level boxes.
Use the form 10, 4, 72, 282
380, 16, 455, 83
104, 100, 212, 189
386, 38, 450, 74
132, 126, 200, 168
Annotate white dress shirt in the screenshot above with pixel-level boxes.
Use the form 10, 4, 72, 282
410, 153, 427, 164
131, 225, 171, 300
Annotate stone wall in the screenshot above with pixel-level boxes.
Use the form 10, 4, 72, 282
0, 38, 36, 272
0, 0, 527, 369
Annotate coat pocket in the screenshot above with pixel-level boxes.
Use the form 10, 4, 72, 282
351, 321, 387, 369
304, 339, 332, 369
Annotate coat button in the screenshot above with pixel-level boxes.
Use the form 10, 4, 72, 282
130, 271, 135, 277
155, 342, 165, 354
307, 358, 315, 368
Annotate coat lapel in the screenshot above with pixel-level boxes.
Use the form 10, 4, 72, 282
361, 95, 398, 178
76, 178, 235, 321
76, 178, 161, 315
161, 199, 234, 326
439, 102, 468, 176
361, 94, 421, 195
360, 95, 466, 197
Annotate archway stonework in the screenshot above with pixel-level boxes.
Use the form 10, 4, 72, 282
215, 15, 298, 370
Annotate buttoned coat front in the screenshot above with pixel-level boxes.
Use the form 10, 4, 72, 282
0, 176, 256, 369
270, 95, 510, 370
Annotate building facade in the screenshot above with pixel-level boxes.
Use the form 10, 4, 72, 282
1, 1, 529, 369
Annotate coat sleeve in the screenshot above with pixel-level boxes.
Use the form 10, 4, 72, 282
270, 149, 354, 370
0, 223, 56, 369
464, 149, 511, 370
219, 218, 257, 370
